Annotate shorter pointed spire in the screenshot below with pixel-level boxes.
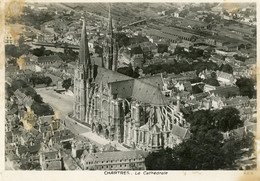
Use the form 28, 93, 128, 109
108, 4, 113, 36
79, 17, 91, 67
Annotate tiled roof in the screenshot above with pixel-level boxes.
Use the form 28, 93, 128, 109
103, 143, 118, 152
109, 78, 168, 105
193, 92, 210, 100
217, 71, 233, 80
94, 67, 133, 85
63, 155, 82, 170
40, 124, 52, 133
146, 29, 178, 41
133, 79, 168, 105
210, 86, 239, 98
38, 55, 63, 64
42, 150, 60, 160
224, 96, 250, 106
28, 142, 41, 154
39, 115, 55, 125
44, 160, 62, 170
83, 150, 148, 162
139, 74, 164, 88
14, 90, 26, 100
52, 129, 74, 142
161, 27, 197, 39
171, 125, 190, 139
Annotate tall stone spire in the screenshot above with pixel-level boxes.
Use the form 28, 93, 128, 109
108, 4, 113, 37
106, 4, 113, 70
73, 17, 92, 122
79, 18, 91, 70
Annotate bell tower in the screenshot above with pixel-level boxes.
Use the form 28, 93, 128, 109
73, 17, 92, 122
103, 4, 118, 71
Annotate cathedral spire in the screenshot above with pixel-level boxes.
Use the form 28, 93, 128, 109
108, 4, 113, 37
79, 17, 91, 68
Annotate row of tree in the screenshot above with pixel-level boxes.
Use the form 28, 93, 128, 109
141, 59, 230, 77
29, 75, 52, 87
145, 107, 254, 170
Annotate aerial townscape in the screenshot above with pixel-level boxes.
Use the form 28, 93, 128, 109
5, 3, 256, 171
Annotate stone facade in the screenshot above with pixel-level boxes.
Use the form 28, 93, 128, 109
73, 15, 190, 152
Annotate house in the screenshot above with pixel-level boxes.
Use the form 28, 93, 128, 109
233, 67, 251, 78
209, 96, 225, 109
198, 69, 213, 80
5, 65, 19, 77
49, 62, 63, 72
49, 129, 74, 147
178, 42, 193, 52
63, 154, 82, 170
167, 125, 191, 147
80, 150, 148, 170
204, 84, 217, 92
209, 85, 240, 98
161, 27, 198, 42
216, 71, 235, 85
209, 55, 225, 66
25, 61, 42, 72
71, 140, 89, 159
224, 96, 250, 108
180, 18, 210, 30
131, 54, 144, 68
5, 27, 18, 45
37, 55, 63, 66
145, 29, 179, 43
40, 150, 62, 170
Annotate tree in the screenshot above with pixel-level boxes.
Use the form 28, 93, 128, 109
204, 78, 220, 86
6, 83, 14, 99
211, 72, 217, 79
158, 44, 168, 54
20, 162, 41, 170
62, 78, 72, 90
18, 35, 25, 47
33, 94, 43, 103
145, 107, 252, 170
22, 86, 37, 98
30, 46, 46, 57
44, 50, 54, 56
94, 45, 103, 55
173, 46, 184, 55
44, 76, 52, 86
212, 107, 243, 132
5, 45, 23, 58
145, 147, 177, 170
220, 64, 233, 74
187, 108, 243, 134
31, 101, 54, 116
192, 84, 203, 94
117, 65, 134, 77
145, 130, 234, 170
118, 33, 130, 47
236, 77, 256, 98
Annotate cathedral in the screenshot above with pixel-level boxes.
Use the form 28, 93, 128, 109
73, 10, 190, 151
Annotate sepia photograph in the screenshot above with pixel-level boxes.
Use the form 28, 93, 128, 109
3, 1, 257, 173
